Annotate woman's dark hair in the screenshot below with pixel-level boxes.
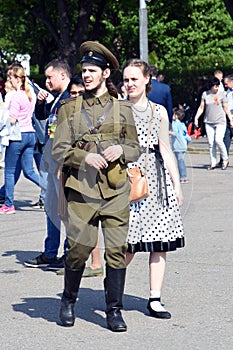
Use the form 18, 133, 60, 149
116, 81, 125, 98
106, 78, 118, 98
122, 59, 152, 94
209, 76, 220, 89
67, 75, 84, 93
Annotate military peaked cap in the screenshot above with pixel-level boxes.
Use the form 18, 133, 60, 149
80, 41, 119, 70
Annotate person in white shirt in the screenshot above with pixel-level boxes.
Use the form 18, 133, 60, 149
214, 70, 225, 93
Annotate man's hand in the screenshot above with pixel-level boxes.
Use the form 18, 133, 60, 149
85, 153, 108, 170
102, 145, 123, 163
37, 89, 49, 103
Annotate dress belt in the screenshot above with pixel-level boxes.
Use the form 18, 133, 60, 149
141, 146, 156, 154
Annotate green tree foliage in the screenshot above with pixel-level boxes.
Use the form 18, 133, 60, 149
0, 0, 111, 73
0, 0, 232, 106
147, 0, 233, 71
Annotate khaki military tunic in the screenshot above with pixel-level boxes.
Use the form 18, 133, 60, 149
52, 91, 140, 198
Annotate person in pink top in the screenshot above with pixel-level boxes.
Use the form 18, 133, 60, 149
0, 65, 39, 214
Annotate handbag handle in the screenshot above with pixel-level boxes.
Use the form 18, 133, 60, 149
144, 101, 154, 174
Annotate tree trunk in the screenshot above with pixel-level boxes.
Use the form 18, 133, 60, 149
224, 0, 233, 19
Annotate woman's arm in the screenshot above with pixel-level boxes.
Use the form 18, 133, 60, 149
158, 106, 183, 206
194, 101, 205, 127
9, 93, 20, 125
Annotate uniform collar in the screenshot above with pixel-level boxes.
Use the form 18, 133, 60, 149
83, 90, 111, 107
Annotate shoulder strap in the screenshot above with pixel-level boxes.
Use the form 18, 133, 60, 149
144, 119, 152, 173
112, 97, 121, 139
144, 101, 154, 173
81, 100, 113, 132
67, 95, 121, 146
68, 95, 83, 145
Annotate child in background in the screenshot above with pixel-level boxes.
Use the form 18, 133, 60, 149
171, 108, 191, 184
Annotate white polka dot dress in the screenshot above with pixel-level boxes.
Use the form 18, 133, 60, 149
127, 103, 185, 253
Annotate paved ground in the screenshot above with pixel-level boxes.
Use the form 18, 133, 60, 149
188, 135, 233, 154
0, 138, 233, 350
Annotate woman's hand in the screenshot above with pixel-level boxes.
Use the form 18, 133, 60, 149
10, 117, 17, 124
194, 117, 199, 128
174, 183, 184, 207
194, 103, 204, 128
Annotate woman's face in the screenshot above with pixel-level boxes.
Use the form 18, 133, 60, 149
8, 74, 19, 89
69, 83, 85, 97
211, 85, 219, 94
123, 66, 149, 100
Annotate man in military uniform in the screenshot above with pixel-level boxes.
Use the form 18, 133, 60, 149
52, 41, 141, 332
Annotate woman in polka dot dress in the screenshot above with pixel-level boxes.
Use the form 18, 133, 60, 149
123, 59, 185, 319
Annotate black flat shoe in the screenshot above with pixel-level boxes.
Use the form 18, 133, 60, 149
147, 299, 171, 319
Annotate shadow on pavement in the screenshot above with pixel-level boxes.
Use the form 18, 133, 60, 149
2, 250, 42, 265
12, 288, 147, 329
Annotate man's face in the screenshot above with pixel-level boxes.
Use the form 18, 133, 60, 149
224, 79, 233, 89
82, 63, 109, 94
45, 66, 64, 93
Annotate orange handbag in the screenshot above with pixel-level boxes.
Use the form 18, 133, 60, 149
128, 118, 152, 203
128, 167, 149, 202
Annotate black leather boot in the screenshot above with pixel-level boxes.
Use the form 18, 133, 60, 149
105, 265, 127, 332
59, 264, 85, 327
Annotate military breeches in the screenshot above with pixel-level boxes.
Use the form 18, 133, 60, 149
65, 189, 129, 269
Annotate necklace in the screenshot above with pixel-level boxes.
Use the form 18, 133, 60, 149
132, 98, 150, 113
132, 99, 154, 122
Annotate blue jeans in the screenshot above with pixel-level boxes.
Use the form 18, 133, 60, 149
4, 132, 40, 207
0, 151, 47, 202
0, 158, 21, 199
174, 151, 187, 180
34, 149, 47, 202
223, 125, 233, 156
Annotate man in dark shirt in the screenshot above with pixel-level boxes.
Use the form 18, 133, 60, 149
24, 59, 71, 269
147, 65, 173, 123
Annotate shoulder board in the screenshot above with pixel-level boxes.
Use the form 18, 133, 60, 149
118, 99, 133, 106
60, 97, 77, 105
